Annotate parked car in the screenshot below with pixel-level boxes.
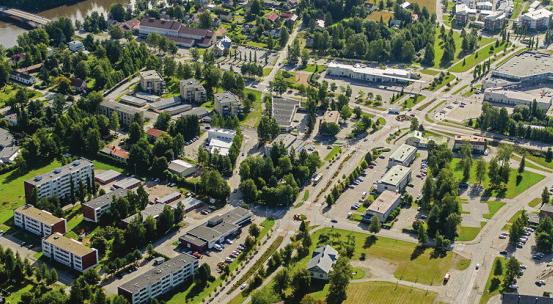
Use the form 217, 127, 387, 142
226, 239, 233, 245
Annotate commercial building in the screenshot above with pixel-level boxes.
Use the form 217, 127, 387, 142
364, 191, 401, 222
168, 159, 197, 177
388, 144, 417, 168
24, 158, 94, 203
139, 18, 214, 48
179, 79, 207, 104
376, 165, 412, 193
82, 189, 129, 223
99, 101, 145, 126
42, 233, 98, 272
207, 128, 236, 156
327, 62, 422, 84
272, 97, 299, 131
140, 70, 164, 94
179, 207, 252, 251
214, 92, 242, 116
518, 8, 552, 30
490, 52, 553, 85
95, 169, 123, 184
307, 245, 338, 280
483, 88, 552, 110
14, 205, 66, 236
453, 135, 487, 153
118, 253, 198, 304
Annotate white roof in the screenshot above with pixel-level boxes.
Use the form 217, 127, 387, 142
380, 165, 411, 186
522, 8, 552, 20
328, 62, 423, 83
368, 191, 401, 215
389, 144, 417, 163
400, 1, 411, 8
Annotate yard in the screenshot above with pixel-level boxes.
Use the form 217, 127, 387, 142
366, 10, 394, 22
432, 31, 493, 69
450, 158, 544, 199
342, 281, 437, 304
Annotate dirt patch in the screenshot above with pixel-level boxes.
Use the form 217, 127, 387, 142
146, 184, 180, 203
295, 71, 310, 86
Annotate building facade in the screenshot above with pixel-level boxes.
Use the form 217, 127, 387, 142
364, 190, 401, 222
327, 62, 420, 84
376, 165, 412, 193
118, 253, 199, 304
387, 144, 417, 168
453, 135, 487, 153
139, 70, 164, 94
179, 79, 207, 103
82, 189, 129, 223
14, 205, 66, 236
98, 101, 145, 126
214, 92, 242, 116
42, 233, 98, 272
24, 159, 94, 203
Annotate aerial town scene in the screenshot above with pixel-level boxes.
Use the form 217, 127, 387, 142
0, 0, 552, 303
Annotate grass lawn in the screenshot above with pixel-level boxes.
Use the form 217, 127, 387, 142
428, 74, 455, 92
450, 158, 545, 199
480, 257, 506, 304
528, 198, 542, 208
402, 94, 426, 109
457, 222, 485, 241
502, 210, 525, 231
6, 284, 33, 304
526, 154, 553, 170
0, 161, 63, 225
93, 160, 124, 172
313, 228, 469, 285
200, 101, 214, 111
482, 201, 506, 220
453, 84, 469, 95
449, 41, 507, 73
512, 154, 551, 173
324, 146, 342, 161
512, 0, 526, 18
246, 41, 267, 48
342, 281, 437, 304
241, 88, 263, 128
303, 64, 326, 73
366, 10, 394, 22
420, 68, 440, 76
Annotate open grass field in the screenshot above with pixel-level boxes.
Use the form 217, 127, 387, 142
367, 10, 394, 22
402, 95, 426, 109
312, 228, 470, 285
449, 41, 508, 73
433, 32, 494, 69
420, 68, 440, 76
457, 222, 485, 241
450, 158, 544, 199
482, 201, 506, 219
480, 257, 506, 304
241, 88, 263, 128
526, 154, 553, 170
303, 64, 327, 73
343, 281, 438, 304
428, 74, 455, 92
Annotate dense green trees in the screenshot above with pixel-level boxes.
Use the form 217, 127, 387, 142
240, 143, 320, 206
257, 115, 280, 143
536, 216, 553, 253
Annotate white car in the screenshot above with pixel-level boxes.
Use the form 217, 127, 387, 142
240, 283, 247, 290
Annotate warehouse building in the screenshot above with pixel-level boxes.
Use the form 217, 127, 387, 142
388, 144, 417, 168
42, 233, 98, 272
376, 165, 412, 193
14, 205, 66, 236
118, 253, 198, 304
168, 159, 197, 177
483, 88, 552, 110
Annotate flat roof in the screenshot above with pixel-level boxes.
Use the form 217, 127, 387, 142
119, 253, 197, 294
120, 95, 148, 107
168, 159, 195, 173
380, 165, 411, 186
101, 100, 145, 116
15, 205, 63, 225
485, 89, 552, 105
26, 158, 92, 186
328, 62, 424, 83
113, 177, 141, 189
140, 70, 163, 81
454, 135, 486, 143
494, 51, 553, 80
367, 191, 401, 214
44, 233, 94, 257
272, 97, 299, 128
389, 144, 417, 163
156, 192, 181, 203
95, 170, 122, 183
83, 189, 128, 210
122, 203, 171, 224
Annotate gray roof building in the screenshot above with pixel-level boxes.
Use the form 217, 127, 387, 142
271, 97, 299, 130
307, 245, 339, 280
0, 128, 15, 148
214, 91, 242, 116
83, 189, 129, 211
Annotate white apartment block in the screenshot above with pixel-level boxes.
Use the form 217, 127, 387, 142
118, 253, 199, 304
14, 205, 66, 236
24, 159, 94, 203
42, 233, 98, 272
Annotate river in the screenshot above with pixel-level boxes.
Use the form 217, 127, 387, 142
0, 0, 134, 48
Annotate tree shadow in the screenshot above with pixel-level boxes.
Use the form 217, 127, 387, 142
410, 245, 426, 261
363, 234, 377, 248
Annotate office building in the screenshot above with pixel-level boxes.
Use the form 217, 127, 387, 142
364, 191, 401, 222
388, 144, 417, 168
42, 233, 98, 272
118, 253, 198, 304
82, 189, 129, 223
179, 79, 207, 103
376, 165, 412, 193
214, 92, 242, 116
24, 158, 94, 203
14, 205, 66, 236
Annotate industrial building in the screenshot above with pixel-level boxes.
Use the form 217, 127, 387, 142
207, 128, 236, 156
483, 89, 552, 110
42, 233, 98, 272
179, 207, 252, 251
24, 158, 94, 203
271, 97, 299, 131
14, 205, 66, 236
388, 144, 417, 168
168, 159, 197, 177
118, 253, 198, 304
376, 165, 412, 193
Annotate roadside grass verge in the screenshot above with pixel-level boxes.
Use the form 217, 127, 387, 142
480, 257, 506, 304
482, 201, 506, 220
457, 222, 485, 241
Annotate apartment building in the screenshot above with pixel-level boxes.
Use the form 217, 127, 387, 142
139, 70, 164, 95
14, 205, 66, 236
82, 189, 129, 223
139, 18, 214, 48
42, 233, 98, 272
519, 8, 552, 30
24, 158, 94, 203
179, 78, 207, 104
214, 92, 242, 116
98, 100, 145, 126
118, 253, 199, 304
453, 135, 487, 154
